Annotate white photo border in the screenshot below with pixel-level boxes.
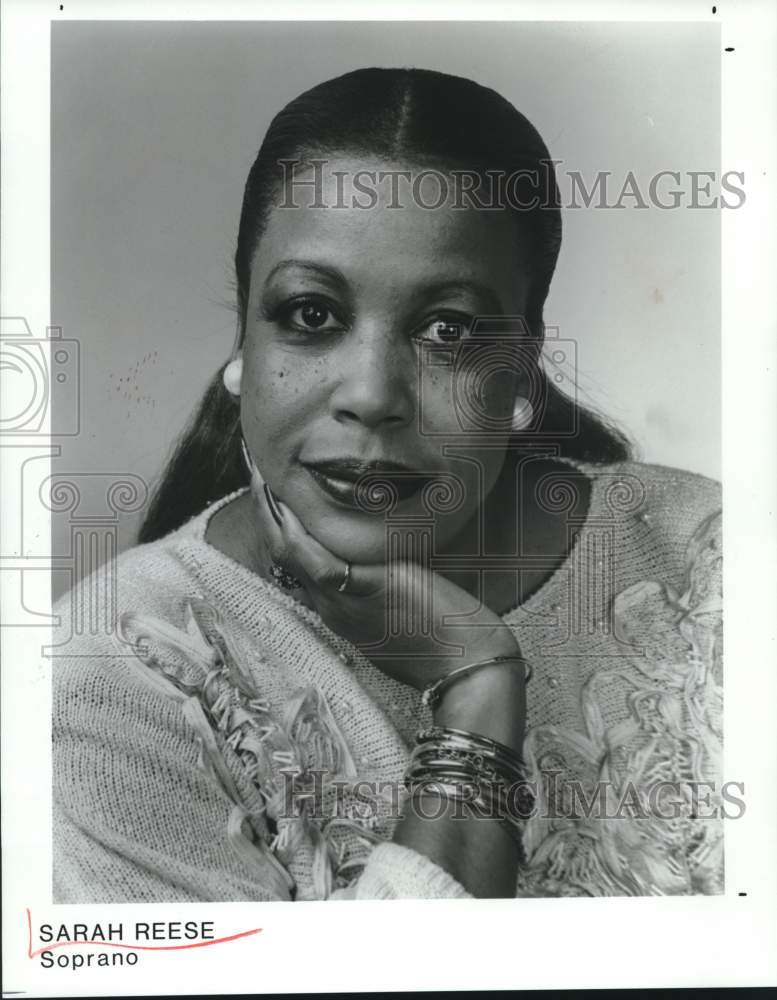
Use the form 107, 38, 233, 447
2, 0, 776, 994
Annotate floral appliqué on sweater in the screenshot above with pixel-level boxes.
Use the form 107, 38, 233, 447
115, 600, 395, 900
518, 510, 723, 896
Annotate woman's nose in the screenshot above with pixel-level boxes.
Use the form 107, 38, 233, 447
328, 329, 415, 430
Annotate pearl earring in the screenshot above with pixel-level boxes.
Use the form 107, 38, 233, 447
222, 357, 243, 396
511, 395, 533, 431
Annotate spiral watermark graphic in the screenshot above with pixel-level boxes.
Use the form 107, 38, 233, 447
420, 473, 467, 516
353, 472, 402, 515
603, 474, 647, 515
535, 470, 587, 515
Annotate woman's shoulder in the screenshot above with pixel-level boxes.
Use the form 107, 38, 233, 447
54, 533, 193, 636
586, 458, 721, 529
576, 458, 721, 590
621, 458, 718, 491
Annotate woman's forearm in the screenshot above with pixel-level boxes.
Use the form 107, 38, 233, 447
392, 662, 527, 898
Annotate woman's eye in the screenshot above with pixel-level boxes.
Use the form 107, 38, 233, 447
282, 299, 343, 333
415, 317, 471, 346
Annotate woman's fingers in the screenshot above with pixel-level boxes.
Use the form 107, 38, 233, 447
272, 498, 383, 598
243, 457, 289, 559
272, 499, 341, 587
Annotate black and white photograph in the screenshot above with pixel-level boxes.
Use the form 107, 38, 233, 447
2, 1, 776, 994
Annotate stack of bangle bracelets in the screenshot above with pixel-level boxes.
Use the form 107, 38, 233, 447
403, 725, 536, 862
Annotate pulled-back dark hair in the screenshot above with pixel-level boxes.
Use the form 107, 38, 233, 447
139, 67, 631, 544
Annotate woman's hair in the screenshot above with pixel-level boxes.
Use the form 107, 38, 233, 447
139, 67, 631, 544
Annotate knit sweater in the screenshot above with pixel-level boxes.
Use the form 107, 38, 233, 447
52, 460, 723, 901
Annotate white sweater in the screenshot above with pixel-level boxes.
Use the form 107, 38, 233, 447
53, 461, 723, 901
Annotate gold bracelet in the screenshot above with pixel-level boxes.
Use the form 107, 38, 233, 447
404, 725, 536, 844
414, 725, 528, 778
421, 654, 532, 710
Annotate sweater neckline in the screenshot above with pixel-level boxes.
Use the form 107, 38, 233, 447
177, 457, 606, 628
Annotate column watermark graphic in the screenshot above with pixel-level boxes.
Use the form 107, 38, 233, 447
0, 317, 149, 656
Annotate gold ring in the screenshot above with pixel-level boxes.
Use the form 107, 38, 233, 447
337, 561, 352, 593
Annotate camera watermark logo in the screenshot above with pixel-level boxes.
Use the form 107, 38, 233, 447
418, 320, 578, 439
0, 317, 80, 435
1, 316, 149, 653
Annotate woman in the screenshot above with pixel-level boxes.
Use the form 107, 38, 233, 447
53, 67, 723, 901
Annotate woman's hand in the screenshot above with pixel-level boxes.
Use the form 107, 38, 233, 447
249, 466, 521, 693
250, 462, 528, 899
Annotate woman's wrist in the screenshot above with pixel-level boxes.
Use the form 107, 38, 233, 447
394, 658, 528, 897
431, 658, 526, 755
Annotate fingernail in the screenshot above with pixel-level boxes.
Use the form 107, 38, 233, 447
263, 484, 283, 527
241, 438, 261, 483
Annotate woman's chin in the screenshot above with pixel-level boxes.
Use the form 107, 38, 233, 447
301, 510, 393, 565
293, 502, 455, 566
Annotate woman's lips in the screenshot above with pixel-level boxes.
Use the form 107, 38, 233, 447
305, 465, 361, 507
303, 462, 432, 510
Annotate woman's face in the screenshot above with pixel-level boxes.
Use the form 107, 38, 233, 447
240, 157, 532, 563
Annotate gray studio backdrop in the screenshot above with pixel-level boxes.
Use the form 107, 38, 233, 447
51, 20, 720, 601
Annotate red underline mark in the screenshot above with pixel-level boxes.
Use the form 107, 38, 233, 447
26, 909, 262, 959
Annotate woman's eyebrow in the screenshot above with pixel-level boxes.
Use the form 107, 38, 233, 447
263, 264, 503, 311
263, 259, 348, 289
418, 279, 504, 312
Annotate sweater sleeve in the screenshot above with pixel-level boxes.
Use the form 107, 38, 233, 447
330, 843, 473, 900
53, 649, 475, 902
53, 649, 297, 903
